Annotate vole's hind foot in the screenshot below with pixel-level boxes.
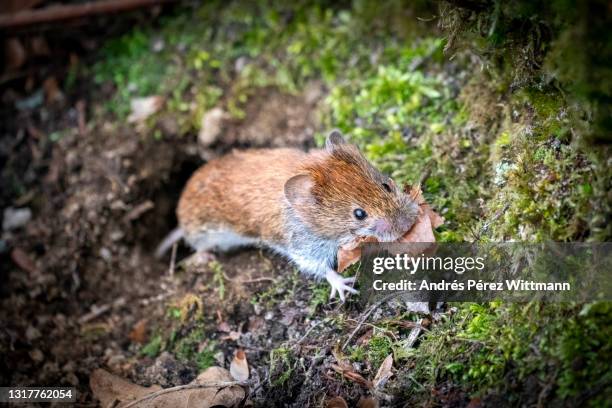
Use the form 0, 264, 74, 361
326, 270, 358, 302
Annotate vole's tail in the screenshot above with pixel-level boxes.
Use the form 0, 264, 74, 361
155, 227, 184, 258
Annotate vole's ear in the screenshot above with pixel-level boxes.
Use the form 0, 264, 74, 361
325, 129, 346, 152
284, 174, 315, 208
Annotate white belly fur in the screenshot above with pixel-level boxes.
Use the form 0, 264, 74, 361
185, 228, 260, 252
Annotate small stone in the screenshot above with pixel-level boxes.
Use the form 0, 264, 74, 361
107, 354, 126, 371
214, 351, 225, 366
41, 361, 60, 379
2, 207, 32, 231
234, 56, 248, 73
99, 247, 112, 261
127, 96, 164, 124
152, 38, 165, 52
29, 349, 44, 363
404, 302, 431, 314
26, 325, 41, 341
64, 372, 79, 386
110, 231, 124, 241
198, 107, 227, 148
253, 303, 263, 315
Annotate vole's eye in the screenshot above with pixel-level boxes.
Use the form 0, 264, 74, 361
353, 208, 367, 220
382, 182, 392, 193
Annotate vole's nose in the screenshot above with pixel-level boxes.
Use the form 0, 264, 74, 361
374, 218, 392, 235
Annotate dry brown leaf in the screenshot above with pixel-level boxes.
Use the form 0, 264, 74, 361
330, 364, 373, 389
326, 396, 349, 408
5, 37, 26, 70
331, 345, 352, 371
128, 319, 148, 344
424, 203, 444, 229
372, 354, 393, 389
356, 328, 373, 346
221, 331, 242, 342
217, 321, 231, 333
90, 367, 245, 408
30, 36, 50, 56
11, 247, 38, 274
90, 368, 162, 407
337, 236, 377, 272
337, 185, 443, 272
190, 367, 245, 407
43, 76, 64, 103
398, 206, 434, 243
127, 96, 164, 124
343, 370, 373, 389
230, 349, 249, 381
357, 396, 380, 408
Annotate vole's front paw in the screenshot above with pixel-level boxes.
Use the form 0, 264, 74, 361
326, 270, 358, 302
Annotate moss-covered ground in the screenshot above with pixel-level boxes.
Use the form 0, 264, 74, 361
74, 0, 612, 405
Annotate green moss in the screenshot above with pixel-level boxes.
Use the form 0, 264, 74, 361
194, 344, 218, 371
348, 345, 366, 362
395, 301, 611, 405
550, 302, 612, 400
172, 326, 218, 371
251, 269, 300, 309
93, 1, 436, 134
366, 335, 394, 368
269, 347, 295, 386
141, 335, 163, 358
209, 261, 226, 300
440, 0, 612, 142
308, 282, 330, 314
485, 134, 605, 241
166, 306, 182, 320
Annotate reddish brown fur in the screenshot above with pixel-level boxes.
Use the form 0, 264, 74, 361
178, 143, 409, 243
299, 143, 400, 238
178, 148, 307, 242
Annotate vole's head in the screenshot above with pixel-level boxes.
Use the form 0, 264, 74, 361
285, 130, 419, 245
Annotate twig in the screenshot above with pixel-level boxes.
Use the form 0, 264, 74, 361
342, 293, 401, 350
138, 291, 173, 306
361, 322, 399, 342
122, 380, 252, 408
168, 242, 177, 277
123, 200, 154, 222
0, 0, 177, 30
403, 326, 422, 350
76, 100, 87, 136
294, 319, 326, 347
222, 271, 275, 284
79, 297, 126, 324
